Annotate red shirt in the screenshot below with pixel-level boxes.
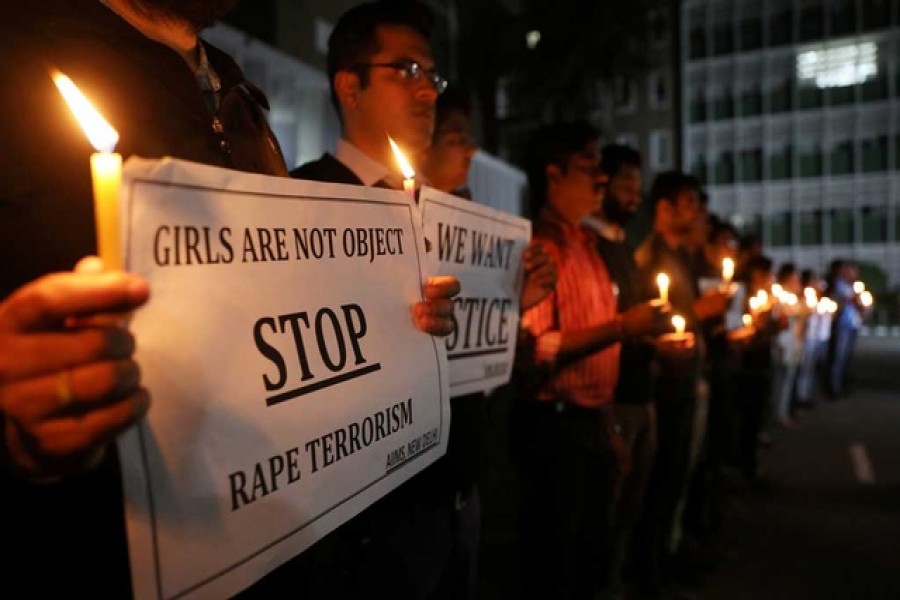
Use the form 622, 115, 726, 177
521, 207, 620, 408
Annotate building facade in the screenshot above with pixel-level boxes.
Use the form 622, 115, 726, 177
682, 0, 900, 288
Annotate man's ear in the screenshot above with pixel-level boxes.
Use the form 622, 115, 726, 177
334, 71, 361, 112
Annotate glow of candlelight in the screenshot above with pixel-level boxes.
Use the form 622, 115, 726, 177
749, 297, 762, 312
742, 314, 753, 327
52, 71, 122, 269
387, 136, 416, 196
853, 281, 865, 295
722, 257, 734, 283
52, 72, 119, 153
860, 291, 873, 307
656, 273, 670, 304
671, 314, 686, 335
804, 287, 818, 309
771, 283, 783, 301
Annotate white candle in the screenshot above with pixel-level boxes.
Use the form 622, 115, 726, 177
657, 273, 670, 304
53, 71, 122, 269
388, 136, 417, 199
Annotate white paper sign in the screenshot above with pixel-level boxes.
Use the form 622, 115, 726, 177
117, 159, 449, 600
419, 186, 531, 395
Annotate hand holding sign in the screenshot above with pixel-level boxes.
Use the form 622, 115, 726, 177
412, 276, 461, 337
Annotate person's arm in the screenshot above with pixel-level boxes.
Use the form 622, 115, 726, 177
0, 257, 150, 480
520, 240, 557, 311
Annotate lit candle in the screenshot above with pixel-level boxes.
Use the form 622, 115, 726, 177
722, 257, 734, 285
53, 71, 122, 269
771, 283, 783, 302
388, 136, 416, 198
742, 313, 753, 327
860, 291, 873, 307
656, 273, 670, 304
672, 314, 686, 336
804, 287, 818, 309
853, 281, 865, 295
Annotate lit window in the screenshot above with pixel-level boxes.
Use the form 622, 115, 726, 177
649, 130, 672, 170
796, 42, 878, 89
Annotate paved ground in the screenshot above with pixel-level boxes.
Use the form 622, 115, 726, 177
476, 337, 900, 599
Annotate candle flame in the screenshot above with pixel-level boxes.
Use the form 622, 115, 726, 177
722, 257, 734, 281
387, 136, 416, 180
742, 314, 753, 327
656, 273, 669, 290
860, 291, 873, 307
52, 71, 119, 153
671, 314, 686, 335
853, 281, 865, 294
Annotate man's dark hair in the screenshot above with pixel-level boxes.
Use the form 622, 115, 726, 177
800, 269, 815, 287
600, 144, 641, 179
648, 171, 702, 209
708, 214, 739, 245
523, 120, 600, 217
747, 254, 773, 275
777, 262, 797, 283
434, 85, 472, 136
327, 1, 434, 117
740, 232, 762, 252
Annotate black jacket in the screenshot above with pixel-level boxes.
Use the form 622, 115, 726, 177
0, 2, 286, 596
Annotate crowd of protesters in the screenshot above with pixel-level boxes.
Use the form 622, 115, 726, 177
505, 127, 874, 599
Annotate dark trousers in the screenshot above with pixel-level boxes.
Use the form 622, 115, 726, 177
635, 393, 695, 592
517, 402, 615, 600
736, 368, 771, 479
608, 402, 657, 595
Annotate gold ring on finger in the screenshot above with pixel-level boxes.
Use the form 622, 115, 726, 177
56, 370, 74, 407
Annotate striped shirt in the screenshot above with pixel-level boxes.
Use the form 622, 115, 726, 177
521, 206, 621, 408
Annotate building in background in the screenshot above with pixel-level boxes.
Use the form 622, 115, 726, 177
682, 0, 900, 288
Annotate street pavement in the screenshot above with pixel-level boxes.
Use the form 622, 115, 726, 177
477, 337, 900, 599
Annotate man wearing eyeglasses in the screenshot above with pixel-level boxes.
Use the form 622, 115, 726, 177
281, 3, 471, 599
291, 1, 445, 190
516, 122, 661, 599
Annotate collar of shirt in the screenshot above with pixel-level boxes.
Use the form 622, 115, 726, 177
539, 204, 593, 243
335, 139, 395, 187
582, 215, 624, 243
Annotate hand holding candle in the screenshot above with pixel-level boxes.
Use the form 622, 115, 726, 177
52, 71, 122, 270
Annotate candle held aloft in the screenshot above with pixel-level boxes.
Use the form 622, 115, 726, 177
656, 273, 670, 304
52, 71, 122, 269
388, 136, 416, 198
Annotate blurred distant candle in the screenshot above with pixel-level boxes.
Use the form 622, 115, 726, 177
742, 313, 753, 327
722, 257, 734, 285
52, 71, 122, 269
672, 314, 686, 336
860, 291, 873, 307
388, 136, 416, 198
657, 272, 670, 304
853, 281, 865, 295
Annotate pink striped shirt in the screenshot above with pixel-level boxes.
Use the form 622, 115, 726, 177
521, 206, 620, 408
